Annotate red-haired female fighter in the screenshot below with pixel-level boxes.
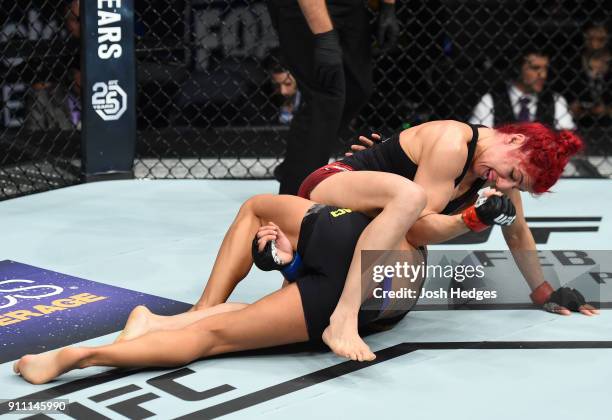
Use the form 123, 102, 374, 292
14, 195, 425, 384
195, 120, 597, 362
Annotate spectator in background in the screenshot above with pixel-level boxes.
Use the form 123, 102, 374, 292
25, 60, 81, 131
65, 0, 80, 38
264, 52, 301, 125
25, 0, 81, 130
565, 23, 611, 130
582, 23, 608, 60
568, 48, 611, 127
470, 48, 575, 130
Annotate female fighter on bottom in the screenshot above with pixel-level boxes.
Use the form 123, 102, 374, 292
14, 194, 426, 384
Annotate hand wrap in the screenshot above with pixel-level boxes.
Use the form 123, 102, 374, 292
529, 281, 554, 305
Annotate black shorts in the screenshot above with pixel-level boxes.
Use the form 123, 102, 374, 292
289, 204, 412, 341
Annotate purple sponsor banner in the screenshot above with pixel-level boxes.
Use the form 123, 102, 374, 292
0, 260, 190, 363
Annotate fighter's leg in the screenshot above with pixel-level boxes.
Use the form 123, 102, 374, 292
194, 194, 314, 309
15, 284, 309, 385
115, 303, 248, 343
310, 171, 427, 361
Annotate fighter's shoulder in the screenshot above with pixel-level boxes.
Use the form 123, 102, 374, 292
419, 120, 470, 156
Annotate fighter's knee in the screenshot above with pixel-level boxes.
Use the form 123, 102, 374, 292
389, 181, 426, 213
241, 194, 274, 213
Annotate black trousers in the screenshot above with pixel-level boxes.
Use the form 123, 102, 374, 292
267, 0, 373, 194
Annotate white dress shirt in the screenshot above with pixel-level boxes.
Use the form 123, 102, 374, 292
469, 84, 576, 130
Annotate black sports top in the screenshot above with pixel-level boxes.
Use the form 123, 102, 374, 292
339, 123, 486, 215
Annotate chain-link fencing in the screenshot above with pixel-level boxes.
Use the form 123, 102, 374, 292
134, 0, 612, 179
1, 0, 611, 200
1, 0, 82, 200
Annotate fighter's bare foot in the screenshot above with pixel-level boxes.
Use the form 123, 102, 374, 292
115, 305, 153, 343
322, 313, 376, 362
13, 347, 87, 384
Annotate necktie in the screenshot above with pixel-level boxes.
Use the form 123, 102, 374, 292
518, 96, 531, 122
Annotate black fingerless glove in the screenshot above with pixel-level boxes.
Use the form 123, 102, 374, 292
252, 237, 286, 271
313, 30, 345, 95
462, 195, 517, 232
476, 195, 516, 226
251, 236, 303, 281
544, 287, 587, 312
377, 2, 399, 50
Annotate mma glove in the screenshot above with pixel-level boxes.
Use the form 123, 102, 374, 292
251, 236, 303, 281
313, 30, 345, 96
461, 194, 516, 232
377, 2, 399, 50
530, 281, 588, 313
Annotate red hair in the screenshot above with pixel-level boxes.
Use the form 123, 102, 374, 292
495, 122, 584, 193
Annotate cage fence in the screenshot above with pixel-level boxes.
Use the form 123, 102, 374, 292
1, 0, 611, 200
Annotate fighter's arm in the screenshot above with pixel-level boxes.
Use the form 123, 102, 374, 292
405, 213, 467, 246
405, 187, 512, 246
501, 189, 597, 315
412, 136, 465, 223
401, 127, 468, 245
500, 189, 545, 289
408, 186, 567, 293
